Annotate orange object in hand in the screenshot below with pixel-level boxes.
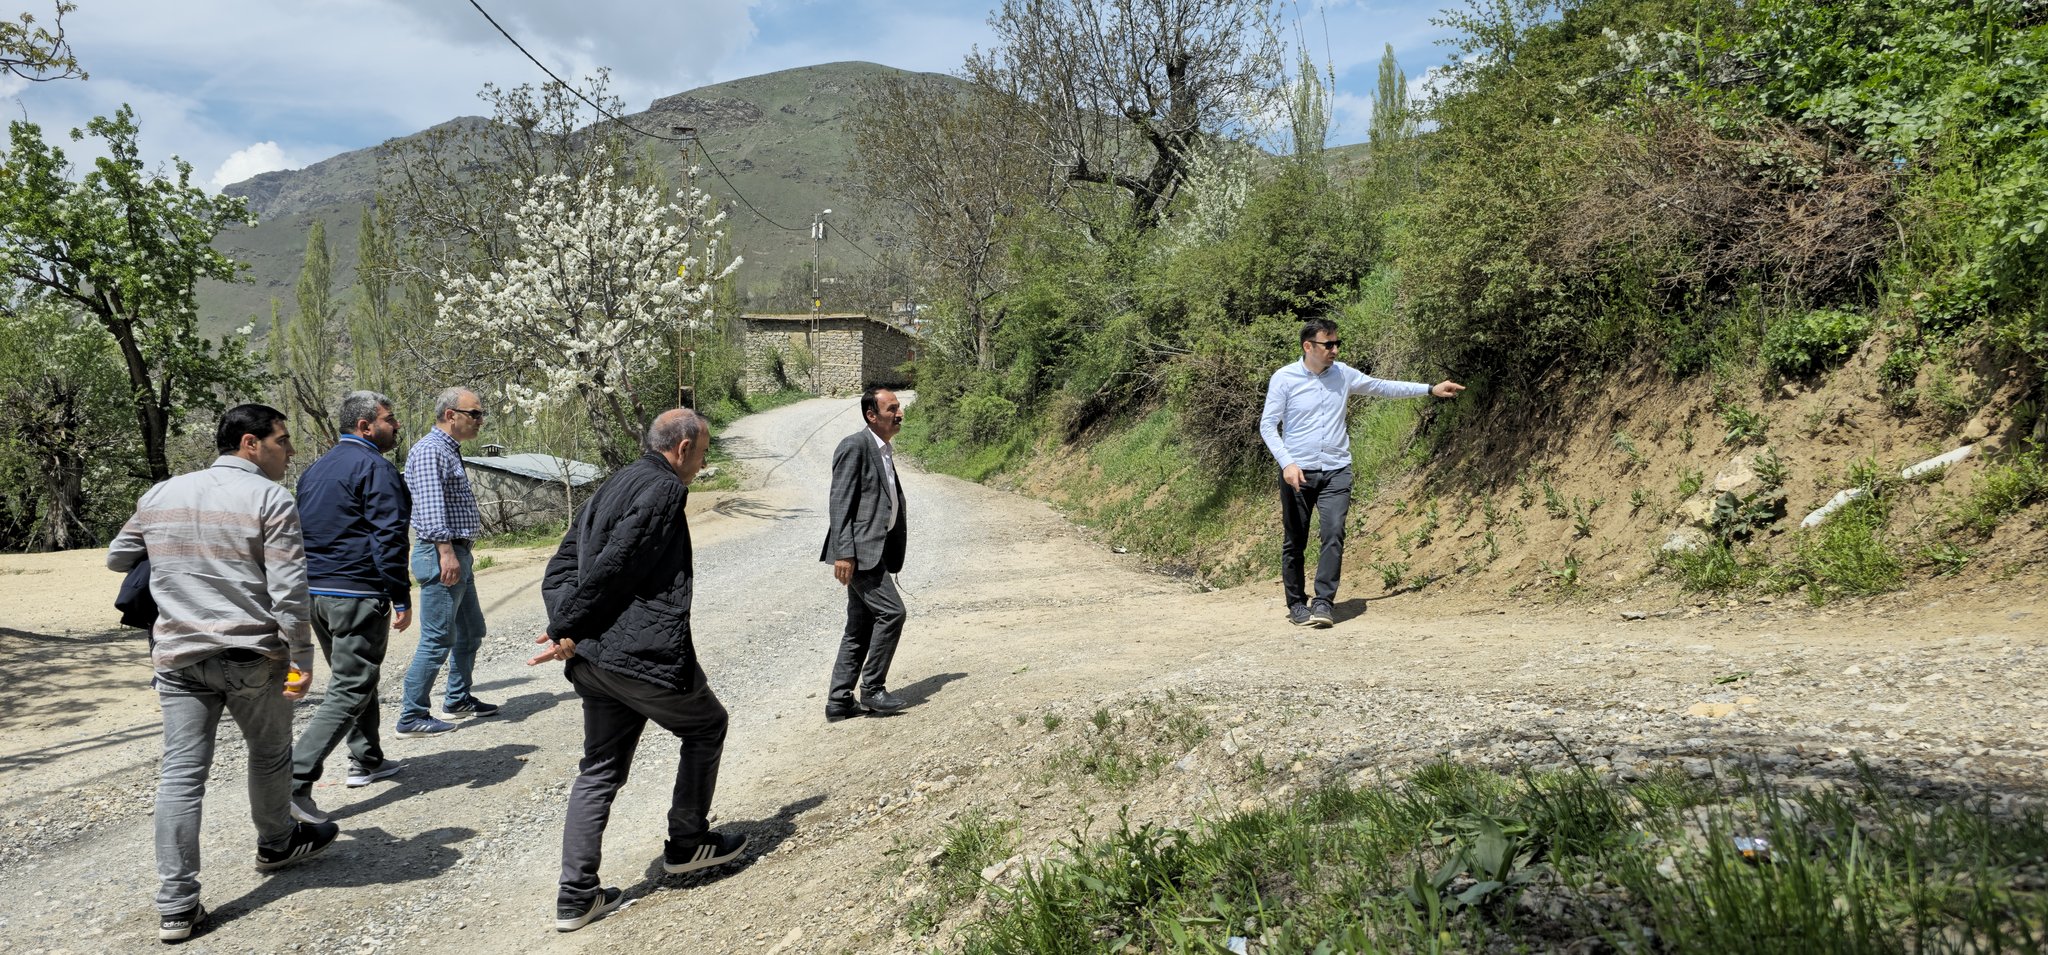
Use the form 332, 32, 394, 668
286, 667, 309, 692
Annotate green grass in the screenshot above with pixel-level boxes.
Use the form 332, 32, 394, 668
1956, 449, 2048, 536
1661, 540, 1746, 592
1777, 496, 1904, 605
1041, 699, 1210, 792
1021, 407, 1267, 583
956, 761, 2048, 954
477, 516, 569, 549
903, 811, 1019, 936
898, 411, 1037, 483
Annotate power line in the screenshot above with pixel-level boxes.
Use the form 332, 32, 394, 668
465, 0, 918, 283
465, 0, 804, 233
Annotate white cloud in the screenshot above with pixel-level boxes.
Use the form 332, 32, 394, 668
209, 141, 297, 191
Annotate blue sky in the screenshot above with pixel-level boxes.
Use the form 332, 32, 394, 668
1, 0, 1460, 191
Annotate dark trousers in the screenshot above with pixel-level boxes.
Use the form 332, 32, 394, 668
291, 595, 390, 793
558, 658, 727, 907
1280, 466, 1354, 608
828, 566, 906, 709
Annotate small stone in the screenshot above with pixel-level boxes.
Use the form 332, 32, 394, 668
1686, 702, 1738, 719
1621, 610, 1648, 621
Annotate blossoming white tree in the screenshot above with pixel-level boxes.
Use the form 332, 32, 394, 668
436, 158, 739, 468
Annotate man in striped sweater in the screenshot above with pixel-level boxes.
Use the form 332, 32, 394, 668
108, 404, 341, 944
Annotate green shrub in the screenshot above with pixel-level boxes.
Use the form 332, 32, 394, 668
955, 390, 1020, 444
1780, 497, 1903, 604
1760, 308, 1872, 378
1956, 449, 2048, 535
1663, 540, 1747, 592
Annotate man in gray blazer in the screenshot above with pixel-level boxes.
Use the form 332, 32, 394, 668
820, 387, 910, 722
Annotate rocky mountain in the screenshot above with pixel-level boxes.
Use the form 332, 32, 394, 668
196, 61, 949, 338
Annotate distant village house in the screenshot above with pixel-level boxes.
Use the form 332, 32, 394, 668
740, 313, 915, 397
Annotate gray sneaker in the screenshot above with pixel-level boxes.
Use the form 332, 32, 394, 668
345, 760, 403, 787
1307, 601, 1335, 628
1287, 604, 1312, 626
395, 717, 456, 738
288, 793, 328, 825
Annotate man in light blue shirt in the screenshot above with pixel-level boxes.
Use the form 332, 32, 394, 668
1259, 318, 1464, 627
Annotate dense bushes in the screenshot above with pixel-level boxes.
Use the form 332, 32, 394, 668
898, 0, 2048, 565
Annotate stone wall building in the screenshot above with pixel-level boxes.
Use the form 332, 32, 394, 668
740, 313, 916, 397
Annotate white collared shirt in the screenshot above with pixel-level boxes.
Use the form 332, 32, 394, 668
871, 429, 899, 532
1259, 359, 1432, 471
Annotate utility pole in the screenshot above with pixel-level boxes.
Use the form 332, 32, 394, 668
673, 125, 699, 409
810, 208, 830, 392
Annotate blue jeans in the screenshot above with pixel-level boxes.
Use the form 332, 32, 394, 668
398, 540, 487, 723
155, 649, 296, 913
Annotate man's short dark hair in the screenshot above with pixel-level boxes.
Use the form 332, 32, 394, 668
1300, 318, 1339, 343
336, 390, 392, 435
216, 404, 288, 454
860, 386, 887, 420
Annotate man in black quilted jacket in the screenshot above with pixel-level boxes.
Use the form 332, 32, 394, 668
529, 408, 746, 933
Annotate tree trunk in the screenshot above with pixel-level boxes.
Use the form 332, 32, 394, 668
37, 447, 89, 551
105, 314, 172, 482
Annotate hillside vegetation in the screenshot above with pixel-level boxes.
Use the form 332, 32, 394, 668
896, 0, 2048, 604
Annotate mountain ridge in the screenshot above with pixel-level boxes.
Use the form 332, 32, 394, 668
197, 61, 947, 338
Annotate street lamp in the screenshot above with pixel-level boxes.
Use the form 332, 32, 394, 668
673, 124, 699, 408
810, 208, 831, 391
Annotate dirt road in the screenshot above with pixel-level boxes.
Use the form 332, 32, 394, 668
2, 396, 2043, 954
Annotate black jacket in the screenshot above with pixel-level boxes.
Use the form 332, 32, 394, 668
542, 452, 697, 691
297, 435, 412, 605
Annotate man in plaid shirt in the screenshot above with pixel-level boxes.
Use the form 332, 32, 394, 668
395, 387, 496, 736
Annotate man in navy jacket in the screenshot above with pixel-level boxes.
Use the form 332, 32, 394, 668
287, 391, 413, 823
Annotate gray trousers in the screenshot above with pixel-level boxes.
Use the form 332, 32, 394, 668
154, 648, 296, 913
291, 595, 391, 794
558, 658, 727, 907
1280, 466, 1354, 608
828, 566, 905, 708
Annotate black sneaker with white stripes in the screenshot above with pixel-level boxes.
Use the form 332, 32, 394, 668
255, 820, 340, 871
158, 903, 207, 943
660, 830, 748, 875
555, 886, 622, 932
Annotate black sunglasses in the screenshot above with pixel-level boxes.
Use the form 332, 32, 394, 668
449, 408, 486, 421
1307, 339, 1341, 350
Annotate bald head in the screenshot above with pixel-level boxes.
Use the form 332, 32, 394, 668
647, 409, 708, 484
646, 409, 703, 453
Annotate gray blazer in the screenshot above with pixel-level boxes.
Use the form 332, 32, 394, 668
820, 429, 908, 573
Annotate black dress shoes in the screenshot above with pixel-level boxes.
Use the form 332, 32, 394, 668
825, 706, 865, 723
860, 690, 908, 714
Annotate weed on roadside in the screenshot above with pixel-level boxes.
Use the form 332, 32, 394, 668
1045, 700, 1208, 791
1678, 468, 1705, 499
1777, 496, 1903, 605
1721, 404, 1769, 447
1956, 449, 2047, 536
901, 811, 1018, 936
956, 761, 2048, 955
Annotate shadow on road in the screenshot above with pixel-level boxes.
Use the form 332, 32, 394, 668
203, 822, 478, 935
325, 742, 541, 821
628, 793, 830, 896
891, 671, 967, 709
712, 496, 812, 522
0, 625, 150, 738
